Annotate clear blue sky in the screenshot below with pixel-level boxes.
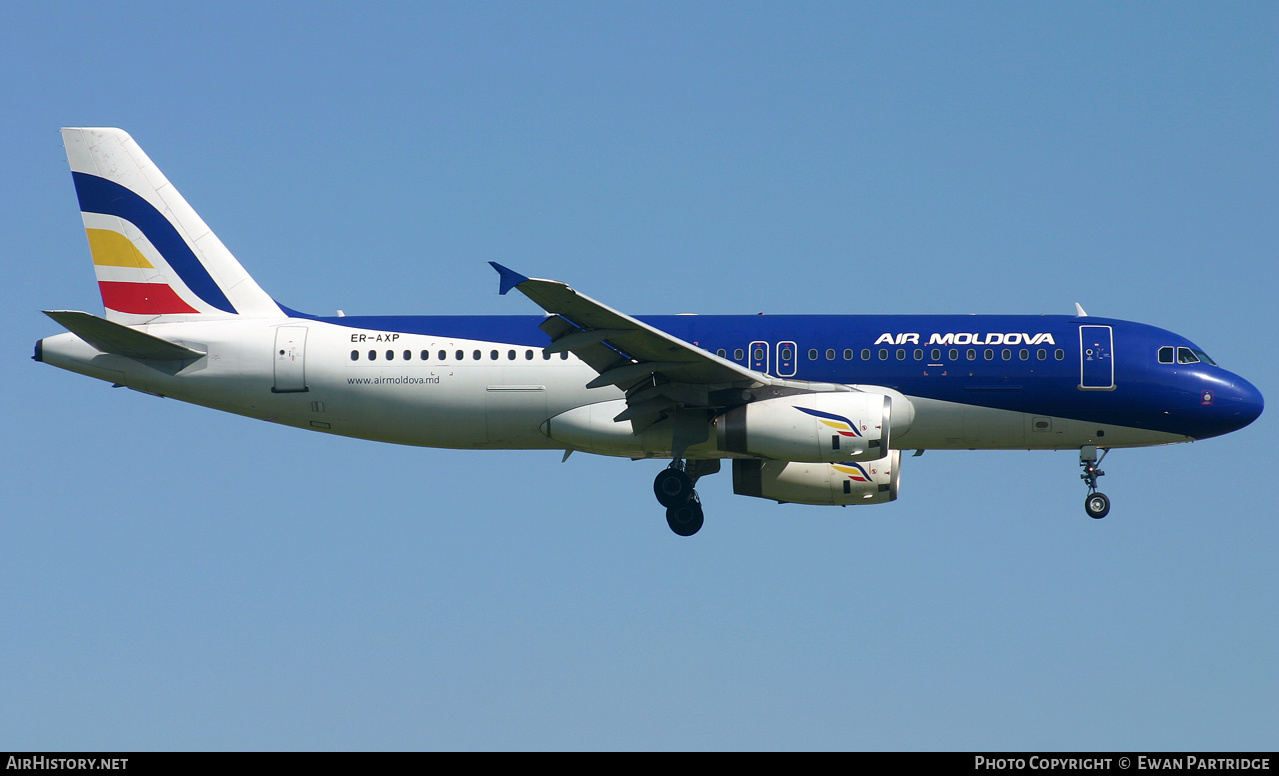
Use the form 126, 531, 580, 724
2, 2, 1275, 750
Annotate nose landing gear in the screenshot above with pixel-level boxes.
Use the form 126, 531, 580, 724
1080, 446, 1110, 519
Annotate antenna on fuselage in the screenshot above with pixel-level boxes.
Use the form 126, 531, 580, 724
1074, 303, 1088, 317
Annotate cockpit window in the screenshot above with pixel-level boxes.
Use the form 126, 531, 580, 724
1161, 345, 1217, 366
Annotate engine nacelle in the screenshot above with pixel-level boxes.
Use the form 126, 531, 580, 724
717, 391, 897, 463
732, 451, 901, 506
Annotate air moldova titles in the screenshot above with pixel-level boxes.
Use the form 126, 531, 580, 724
874, 332, 1058, 346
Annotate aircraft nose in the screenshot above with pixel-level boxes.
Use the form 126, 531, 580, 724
1231, 376, 1264, 430
1212, 373, 1263, 434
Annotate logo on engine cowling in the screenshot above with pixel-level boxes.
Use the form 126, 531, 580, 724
832, 462, 872, 482
795, 407, 863, 437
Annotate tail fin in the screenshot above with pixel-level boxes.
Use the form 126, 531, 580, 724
61, 127, 284, 323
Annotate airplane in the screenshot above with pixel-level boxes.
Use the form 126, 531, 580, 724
35, 128, 1264, 536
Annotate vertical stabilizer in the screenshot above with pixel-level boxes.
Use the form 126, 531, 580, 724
62, 127, 284, 323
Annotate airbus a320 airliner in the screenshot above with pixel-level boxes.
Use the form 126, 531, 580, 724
36, 128, 1263, 535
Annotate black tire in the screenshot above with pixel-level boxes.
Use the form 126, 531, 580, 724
1085, 492, 1110, 519
666, 501, 704, 536
654, 468, 693, 508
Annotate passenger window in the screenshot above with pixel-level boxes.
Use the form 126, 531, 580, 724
1054, 349, 1065, 360
1036, 349, 1047, 360
525, 349, 534, 360
984, 349, 993, 360
473, 350, 481, 360
1177, 347, 1199, 364
386, 350, 394, 360
823, 349, 833, 360
878, 349, 888, 361
1001, 349, 1011, 361
404, 350, 411, 361
368, 350, 376, 361
716, 348, 726, 358
438, 349, 446, 361
930, 348, 941, 361
560, 352, 568, 360
861, 349, 871, 361
543, 350, 551, 360
753, 347, 765, 361
896, 349, 906, 360
966, 349, 976, 361
843, 349, 853, 360
913, 349, 923, 360
948, 349, 959, 361
456, 350, 464, 360
508, 349, 516, 360
781, 347, 794, 360
1019, 349, 1029, 361
490, 350, 498, 360
350, 350, 359, 361
734, 348, 744, 361
421, 350, 430, 360
807, 349, 817, 360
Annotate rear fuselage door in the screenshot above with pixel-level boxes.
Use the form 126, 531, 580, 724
1079, 324, 1114, 390
273, 325, 309, 393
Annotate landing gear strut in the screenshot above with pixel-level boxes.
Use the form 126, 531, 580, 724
654, 460, 717, 536
1080, 446, 1110, 519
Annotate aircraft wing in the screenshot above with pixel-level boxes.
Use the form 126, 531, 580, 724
491, 262, 773, 429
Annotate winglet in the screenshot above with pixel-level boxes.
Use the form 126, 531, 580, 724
489, 262, 529, 296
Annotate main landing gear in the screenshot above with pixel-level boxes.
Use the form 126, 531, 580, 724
654, 460, 717, 536
1080, 446, 1110, 519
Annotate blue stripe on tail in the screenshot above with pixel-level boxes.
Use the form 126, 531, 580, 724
71, 172, 237, 314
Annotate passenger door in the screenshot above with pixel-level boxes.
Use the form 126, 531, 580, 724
272, 325, 309, 393
1079, 325, 1114, 390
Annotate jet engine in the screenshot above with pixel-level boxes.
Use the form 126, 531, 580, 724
732, 450, 901, 506
716, 391, 906, 463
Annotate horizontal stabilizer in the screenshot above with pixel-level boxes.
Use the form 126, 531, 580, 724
43, 310, 206, 361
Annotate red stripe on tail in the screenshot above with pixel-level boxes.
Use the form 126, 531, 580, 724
98, 281, 199, 315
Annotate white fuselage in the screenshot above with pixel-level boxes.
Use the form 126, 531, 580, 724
38, 318, 1190, 458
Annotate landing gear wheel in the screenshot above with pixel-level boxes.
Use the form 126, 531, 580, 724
654, 468, 694, 508
1079, 447, 1111, 520
666, 500, 704, 536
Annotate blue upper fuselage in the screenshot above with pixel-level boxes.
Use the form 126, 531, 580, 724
298, 310, 1263, 442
